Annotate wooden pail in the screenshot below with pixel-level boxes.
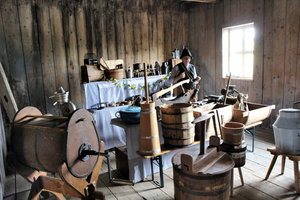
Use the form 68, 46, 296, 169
139, 102, 161, 156
221, 122, 245, 145
104, 68, 123, 79
220, 141, 247, 167
161, 103, 194, 147
11, 106, 100, 178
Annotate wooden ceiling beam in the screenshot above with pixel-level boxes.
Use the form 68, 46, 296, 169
181, 0, 219, 3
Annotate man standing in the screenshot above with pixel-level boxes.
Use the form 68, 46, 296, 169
168, 48, 201, 101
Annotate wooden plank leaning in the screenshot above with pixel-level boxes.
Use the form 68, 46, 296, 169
0, 62, 18, 122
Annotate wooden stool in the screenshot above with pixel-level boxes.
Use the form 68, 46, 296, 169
231, 167, 244, 196
265, 147, 300, 194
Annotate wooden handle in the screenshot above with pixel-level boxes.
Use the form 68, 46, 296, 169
224, 72, 231, 105
154, 79, 190, 99
144, 63, 149, 103
197, 152, 225, 174
192, 113, 214, 124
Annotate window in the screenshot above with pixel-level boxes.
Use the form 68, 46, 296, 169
222, 23, 254, 80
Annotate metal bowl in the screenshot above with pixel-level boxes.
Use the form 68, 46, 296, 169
115, 106, 141, 124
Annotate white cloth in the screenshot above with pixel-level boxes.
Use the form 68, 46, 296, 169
111, 118, 201, 183
83, 75, 166, 109
91, 106, 127, 150
83, 76, 182, 183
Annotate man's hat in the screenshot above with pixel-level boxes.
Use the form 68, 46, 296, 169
180, 48, 193, 59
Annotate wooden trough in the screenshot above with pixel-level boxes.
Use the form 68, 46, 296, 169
233, 102, 275, 125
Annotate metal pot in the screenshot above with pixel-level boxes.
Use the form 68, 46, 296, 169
115, 106, 141, 124
273, 108, 300, 155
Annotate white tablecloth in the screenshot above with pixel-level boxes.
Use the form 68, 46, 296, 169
83, 75, 166, 109
111, 118, 201, 183
83, 75, 178, 183
90, 106, 127, 151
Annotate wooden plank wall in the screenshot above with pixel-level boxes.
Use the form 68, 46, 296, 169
1, 0, 299, 130
0, 0, 189, 116
188, 0, 300, 128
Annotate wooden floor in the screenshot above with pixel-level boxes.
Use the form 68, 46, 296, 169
52, 127, 300, 200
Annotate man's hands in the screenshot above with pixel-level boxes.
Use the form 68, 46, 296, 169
194, 76, 201, 83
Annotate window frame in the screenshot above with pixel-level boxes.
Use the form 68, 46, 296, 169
222, 22, 255, 80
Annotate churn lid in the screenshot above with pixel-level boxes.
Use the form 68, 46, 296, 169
279, 108, 300, 118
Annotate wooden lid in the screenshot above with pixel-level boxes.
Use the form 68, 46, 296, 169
172, 146, 234, 176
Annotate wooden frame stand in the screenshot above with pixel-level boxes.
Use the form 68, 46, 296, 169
7, 141, 106, 200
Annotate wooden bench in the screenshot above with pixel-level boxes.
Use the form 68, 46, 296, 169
265, 147, 300, 194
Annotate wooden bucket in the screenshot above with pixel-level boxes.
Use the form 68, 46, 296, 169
139, 102, 161, 156
173, 168, 232, 200
222, 122, 245, 145
11, 106, 101, 178
220, 141, 247, 167
161, 103, 194, 147
105, 68, 123, 79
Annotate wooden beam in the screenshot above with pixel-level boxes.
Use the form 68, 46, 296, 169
181, 0, 219, 3
0, 62, 18, 122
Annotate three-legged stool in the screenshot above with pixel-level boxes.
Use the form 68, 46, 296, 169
265, 147, 300, 194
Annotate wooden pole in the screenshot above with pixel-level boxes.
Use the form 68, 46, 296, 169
143, 63, 149, 103
224, 72, 231, 105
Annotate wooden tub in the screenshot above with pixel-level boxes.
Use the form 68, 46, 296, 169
233, 103, 275, 125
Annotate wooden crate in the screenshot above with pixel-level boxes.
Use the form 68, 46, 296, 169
233, 102, 275, 125
115, 145, 129, 180
81, 65, 104, 83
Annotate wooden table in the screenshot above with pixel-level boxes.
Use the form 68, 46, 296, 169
265, 147, 300, 194
244, 121, 263, 152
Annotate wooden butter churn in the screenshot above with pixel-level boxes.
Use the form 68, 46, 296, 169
172, 114, 235, 200
7, 106, 106, 200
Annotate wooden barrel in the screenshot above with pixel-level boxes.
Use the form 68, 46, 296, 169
222, 122, 245, 145
105, 68, 123, 79
220, 141, 247, 167
161, 103, 195, 147
173, 168, 232, 200
11, 106, 100, 178
139, 102, 161, 156
172, 146, 234, 200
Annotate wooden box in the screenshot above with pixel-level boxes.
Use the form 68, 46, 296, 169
233, 102, 275, 125
81, 65, 104, 83
115, 145, 129, 179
